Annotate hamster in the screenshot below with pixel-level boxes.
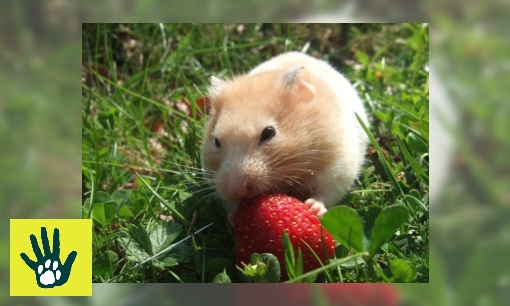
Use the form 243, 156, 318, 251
201, 51, 369, 219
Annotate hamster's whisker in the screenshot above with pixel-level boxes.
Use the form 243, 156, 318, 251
268, 150, 335, 168
273, 175, 303, 190
124, 147, 205, 171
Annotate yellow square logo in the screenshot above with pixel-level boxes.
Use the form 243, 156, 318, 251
10, 219, 92, 296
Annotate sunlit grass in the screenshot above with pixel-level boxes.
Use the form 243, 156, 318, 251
82, 23, 429, 283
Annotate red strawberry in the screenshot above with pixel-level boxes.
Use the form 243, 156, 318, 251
233, 193, 336, 281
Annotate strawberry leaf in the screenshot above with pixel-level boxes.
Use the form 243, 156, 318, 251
117, 224, 153, 262
369, 205, 409, 256
117, 222, 187, 268
321, 206, 364, 253
150, 222, 182, 254
150, 222, 187, 268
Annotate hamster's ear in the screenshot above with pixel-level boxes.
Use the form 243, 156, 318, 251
282, 67, 315, 104
208, 76, 226, 99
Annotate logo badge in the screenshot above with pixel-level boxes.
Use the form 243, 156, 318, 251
10, 219, 92, 296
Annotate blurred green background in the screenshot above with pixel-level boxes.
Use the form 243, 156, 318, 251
1, 0, 509, 305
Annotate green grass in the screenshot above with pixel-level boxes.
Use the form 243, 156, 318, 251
82, 23, 429, 283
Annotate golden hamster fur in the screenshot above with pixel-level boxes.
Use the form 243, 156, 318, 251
201, 51, 369, 217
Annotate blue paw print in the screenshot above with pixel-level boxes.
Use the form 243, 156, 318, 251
20, 227, 77, 288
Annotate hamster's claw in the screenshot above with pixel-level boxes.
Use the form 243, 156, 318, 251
304, 198, 327, 217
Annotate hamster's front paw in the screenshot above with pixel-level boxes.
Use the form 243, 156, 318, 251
304, 198, 328, 217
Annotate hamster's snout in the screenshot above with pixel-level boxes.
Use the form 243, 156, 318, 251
216, 155, 267, 202
216, 173, 262, 202
222, 177, 261, 201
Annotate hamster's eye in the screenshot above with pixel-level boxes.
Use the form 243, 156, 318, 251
260, 127, 276, 143
214, 138, 221, 148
